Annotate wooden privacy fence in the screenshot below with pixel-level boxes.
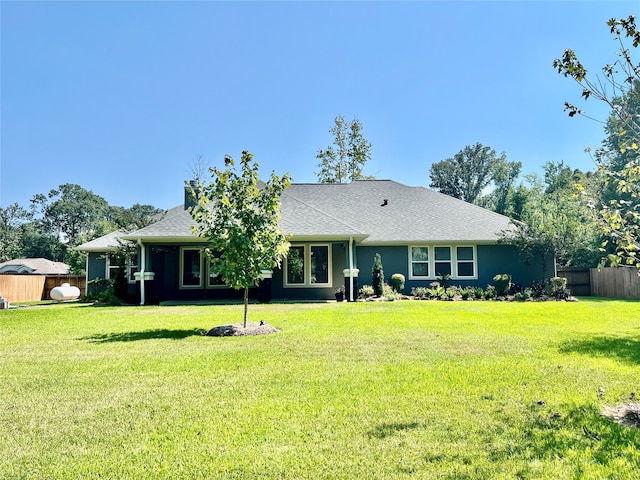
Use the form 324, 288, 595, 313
590, 267, 640, 299
556, 268, 591, 296
0, 274, 86, 303
43, 275, 86, 300
557, 267, 640, 299
0, 274, 45, 303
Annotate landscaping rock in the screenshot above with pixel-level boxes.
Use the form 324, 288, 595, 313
204, 322, 280, 337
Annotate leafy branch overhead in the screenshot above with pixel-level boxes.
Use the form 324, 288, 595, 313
554, 14, 640, 271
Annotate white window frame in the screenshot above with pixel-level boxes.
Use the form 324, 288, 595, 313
284, 243, 332, 288
433, 245, 453, 278
454, 246, 476, 279
408, 245, 477, 281
409, 246, 430, 278
106, 254, 138, 285
180, 247, 203, 289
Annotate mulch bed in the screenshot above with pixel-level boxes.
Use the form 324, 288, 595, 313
602, 403, 640, 428
203, 322, 280, 337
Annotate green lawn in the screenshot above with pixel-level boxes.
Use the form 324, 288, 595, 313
1, 299, 639, 479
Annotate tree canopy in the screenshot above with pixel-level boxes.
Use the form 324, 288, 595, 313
1, 183, 163, 273
316, 115, 373, 183
188, 151, 291, 327
429, 143, 521, 207
30, 183, 111, 246
499, 162, 602, 274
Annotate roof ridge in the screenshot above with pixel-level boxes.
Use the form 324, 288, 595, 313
281, 189, 365, 234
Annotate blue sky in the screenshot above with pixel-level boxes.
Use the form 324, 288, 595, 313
2, 1, 638, 211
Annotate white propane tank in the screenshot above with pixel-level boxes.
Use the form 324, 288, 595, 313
50, 283, 81, 301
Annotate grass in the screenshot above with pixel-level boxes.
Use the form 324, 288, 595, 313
1, 299, 640, 479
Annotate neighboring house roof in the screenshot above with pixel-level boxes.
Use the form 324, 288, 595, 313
77, 180, 514, 250
0, 258, 70, 275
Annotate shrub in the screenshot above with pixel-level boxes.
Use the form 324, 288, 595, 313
359, 284, 375, 298
530, 280, 547, 299
411, 286, 428, 299
549, 276, 571, 300
372, 253, 384, 297
493, 274, 511, 296
437, 273, 452, 288
459, 287, 472, 300
473, 287, 484, 299
428, 285, 446, 300
483, 285, 497, 300
383, 284, 401, 301
514, 288, 532, 301
390, 273, 405, 294
445, 286, 458, 300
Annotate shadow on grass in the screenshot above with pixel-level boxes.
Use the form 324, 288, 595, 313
367, 422, 421, 439
487, 403, 640, 470
559, 335, 640, 365
80, 328, 205, 343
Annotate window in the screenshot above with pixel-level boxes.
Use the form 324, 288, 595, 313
285, 244, 331, 287
286, 246, 305, 284
107, 253, 138, 284
106, 254, 120, 281
411, 247, 429, 277
181, 248, 202, 288
180, 248, 229, 289
408, 245, 477, 280
434, 247, 452, 277
310, 245, 329, 284
456, 246, 475, 277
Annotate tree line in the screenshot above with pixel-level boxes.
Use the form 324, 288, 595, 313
0, 184, 163, 273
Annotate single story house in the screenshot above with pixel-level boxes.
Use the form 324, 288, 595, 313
77, 180, 553, 304
0, 258, 70, 275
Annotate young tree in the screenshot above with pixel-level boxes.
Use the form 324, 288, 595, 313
429, 143, 521, 205
371, 253, 384, 297
316, 115, 373, 183
554, 15, 640, 271
189, 151, 291, 327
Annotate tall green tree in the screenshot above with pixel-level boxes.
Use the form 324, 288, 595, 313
429, 143, 521, 205
316, 115, 373, 183
499, 163, 602, 277
554, 14, 640, 270
110, 204, 165, 231
0, 203, 30, 262
189, 151, 291, 327
30, 183, 110, 245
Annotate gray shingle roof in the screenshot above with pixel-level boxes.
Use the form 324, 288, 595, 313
281, 180, 512, 243
0, 258, 70, 274
80, 180, 513, 249
74, 230, 126, 251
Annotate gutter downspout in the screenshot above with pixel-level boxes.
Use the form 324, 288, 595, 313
138, 239, 146, 306
349, 236, 354, 302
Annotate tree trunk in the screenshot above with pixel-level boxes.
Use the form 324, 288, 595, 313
243, 286, 249, 328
